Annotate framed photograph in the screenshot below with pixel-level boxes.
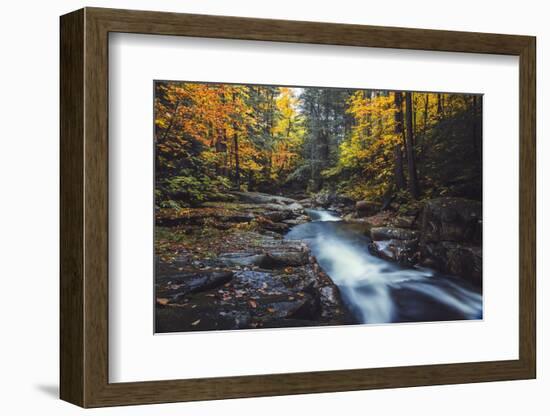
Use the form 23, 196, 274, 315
60, 7, 536, 407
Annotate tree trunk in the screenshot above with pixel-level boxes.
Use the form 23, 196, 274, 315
233, 132, 240, 189
423, 94, 429, 132
405, 92, 420, 199
472, 95, 482, 159
393, 92, 406, 190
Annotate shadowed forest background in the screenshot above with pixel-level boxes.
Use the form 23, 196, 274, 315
154, 81, 483, 333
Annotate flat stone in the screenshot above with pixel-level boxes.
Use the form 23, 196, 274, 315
371, 227, 419, 241
156, 270, 234, 301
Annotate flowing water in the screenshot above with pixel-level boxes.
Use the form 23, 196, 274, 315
285, 209, 482, 324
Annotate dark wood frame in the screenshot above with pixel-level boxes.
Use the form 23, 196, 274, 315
60, 7, 536, 408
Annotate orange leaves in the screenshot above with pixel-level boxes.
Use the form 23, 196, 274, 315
155, 81, 306, 192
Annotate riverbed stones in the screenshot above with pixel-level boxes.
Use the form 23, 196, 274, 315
155, 193, 352, 332
263, 210, 293, 222
390, 215, 417, 229
156, 270, 234, 302
218, 253, 268, 267
263, 250, 310, 268
282, 215, 310, 226
356, 200, 381, 217
370, 227, 419, 241
362, 197, 483, 286
368, 239, 419, 265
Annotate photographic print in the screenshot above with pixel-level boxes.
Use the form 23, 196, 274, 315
154, 81, 483, 333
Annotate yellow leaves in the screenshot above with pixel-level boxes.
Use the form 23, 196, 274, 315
155, 81, 305, 187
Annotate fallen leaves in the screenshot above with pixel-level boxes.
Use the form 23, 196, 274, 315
156, 298, 170, 306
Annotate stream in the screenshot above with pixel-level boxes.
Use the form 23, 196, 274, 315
285, 209, 482, 324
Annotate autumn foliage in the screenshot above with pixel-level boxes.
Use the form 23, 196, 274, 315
155, 81, 482, 207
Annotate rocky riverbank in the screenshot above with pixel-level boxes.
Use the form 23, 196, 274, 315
155, 192, 353, 332
299, 192, 482, 287
354, 198, 482, 287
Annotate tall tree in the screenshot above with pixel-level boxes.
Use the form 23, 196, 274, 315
404, 92, 420, 199
393, 92, 406, 190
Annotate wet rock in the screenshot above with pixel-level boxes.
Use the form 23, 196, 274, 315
156, 270, 234, 301
369, 239, 419, 266
282, 215, 310, 226
262, 250, 310, 268
222, 213, 256, 223
261, 293, 319, 321
231, 191, 297, 206
319, 285, 340, 307
156, 212, 255, 227
287, 202, 305, 212
263, 210, 292, 222
421, 242, 482, 286
343, 212, 357, 221
420, 197, 482, 244
390, 215, 417, 229
348, 211, 392, 227
155, 303, 252, 332
218, 253, 268, 267
218, 310, 252, 328
298, 198, 313, 208
311, 192, 354, 209
417, 198, 482, 285
370, 227, 419, 241
155, 196, 352, 332
258, 219, 290, 234
261, 318, 321, 328
356, 200, 381, 217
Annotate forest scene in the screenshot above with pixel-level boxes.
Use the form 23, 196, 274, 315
154, 81, 483, 333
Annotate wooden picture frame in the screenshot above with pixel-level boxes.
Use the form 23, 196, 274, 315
60, 7, 536, 408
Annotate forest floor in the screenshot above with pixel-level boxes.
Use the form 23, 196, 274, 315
154, 192, 354, 332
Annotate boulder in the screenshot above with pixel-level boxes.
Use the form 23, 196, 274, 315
262, 293, 319, 321
420, 197, 482, 244
155, 303, 252, 332
282, 215, 310, 226
298, 198, 313, 208
417, 198, 482, 285
218, 253, 268, 267
355, 200, 381, 217
260, 221, 290, 234
391, 215, 417, 229
156, 270, 234, 302
421, 242, 482, 286
262, 250, 310, 268
221, 213, 256, 223
263, 210, 292, 222
311, 192, 353, 208
368, 239, 419, 266
231, 191, 297, 206
370, 227, 419, 241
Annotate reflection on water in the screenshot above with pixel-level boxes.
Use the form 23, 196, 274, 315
285, 210, 482, 324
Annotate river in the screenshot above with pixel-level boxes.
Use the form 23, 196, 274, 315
285, 209, 482, 324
